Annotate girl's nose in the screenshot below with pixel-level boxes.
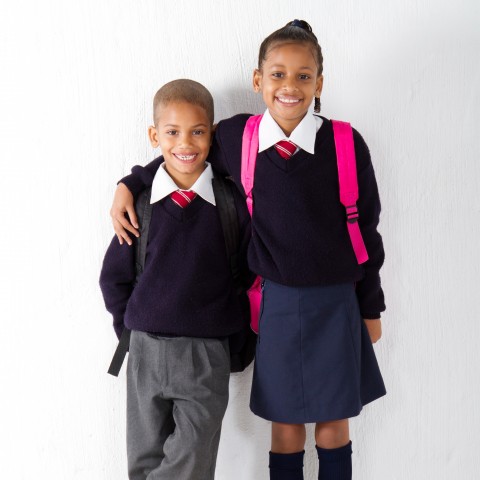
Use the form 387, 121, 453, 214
282, 76, 298, 91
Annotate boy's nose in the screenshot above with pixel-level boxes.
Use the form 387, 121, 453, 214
177, 134, 193, 147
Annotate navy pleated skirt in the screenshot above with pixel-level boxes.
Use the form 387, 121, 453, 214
250, 280, 386, 423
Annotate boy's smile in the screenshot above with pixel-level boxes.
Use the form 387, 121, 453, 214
148, 101, 212, 190
253, 42, 323, 136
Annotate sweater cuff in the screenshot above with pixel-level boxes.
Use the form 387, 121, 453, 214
118, 173, 147, 198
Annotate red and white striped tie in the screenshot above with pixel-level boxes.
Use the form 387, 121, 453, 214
275, 140, 297, 159
170, 190, 197, 208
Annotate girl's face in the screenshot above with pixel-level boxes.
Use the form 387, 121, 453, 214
253, 42, 323, 136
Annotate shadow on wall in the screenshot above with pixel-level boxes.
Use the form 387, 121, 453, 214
221, 363, 271, 478
215, 87, 266, 121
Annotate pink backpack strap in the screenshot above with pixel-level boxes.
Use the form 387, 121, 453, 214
331, 120, 369, 264
241, 115, 262, 216
241, 115, 263, 333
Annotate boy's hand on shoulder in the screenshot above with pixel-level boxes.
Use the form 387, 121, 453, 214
364, 318, 382, 344
110, 183, 139, 246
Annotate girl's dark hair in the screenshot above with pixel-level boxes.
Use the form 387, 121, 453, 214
258, 19, 323, 76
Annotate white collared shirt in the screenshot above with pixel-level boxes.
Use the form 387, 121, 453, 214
258, 109, 323, 155
150, 162, 216, 206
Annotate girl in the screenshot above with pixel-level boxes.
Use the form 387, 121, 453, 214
111, 20, 386, 480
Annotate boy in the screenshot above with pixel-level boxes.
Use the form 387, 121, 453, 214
99, 79, 251, 480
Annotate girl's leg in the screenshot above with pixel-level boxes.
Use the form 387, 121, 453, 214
315, 418, 349, 448
315, 419, 352, 480
269, 422, 306, 480
272, 422, 306, 452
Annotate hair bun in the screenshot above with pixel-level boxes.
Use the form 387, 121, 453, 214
288, 19, 313, 32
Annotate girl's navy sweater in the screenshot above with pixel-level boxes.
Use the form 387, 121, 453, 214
122, 115, 385, 319
100, 184, 251, 338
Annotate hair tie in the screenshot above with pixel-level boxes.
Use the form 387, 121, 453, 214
288, 19, 313, 33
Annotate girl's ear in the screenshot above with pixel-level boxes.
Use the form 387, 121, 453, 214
315, 75, 324, 97
148, 126, 160, 148
253, 69, 262, 92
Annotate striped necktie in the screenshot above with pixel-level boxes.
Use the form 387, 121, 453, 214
170, 190, 197, 208
275, 140, 297, 159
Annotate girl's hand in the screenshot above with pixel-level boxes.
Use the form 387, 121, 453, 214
364, 319, 382, 343
110, 183, 139, 245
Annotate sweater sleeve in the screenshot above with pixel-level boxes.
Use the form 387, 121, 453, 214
211, 115, 251, 195
99, 236, 137, 338
119, 156, 163, 197
233, 191, 255, 290
352, 129, 386, 319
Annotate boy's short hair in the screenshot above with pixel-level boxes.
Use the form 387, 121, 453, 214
153, 79, 214, 126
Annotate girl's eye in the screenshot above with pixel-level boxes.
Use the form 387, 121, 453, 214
166, 130, 178, 135
192, 130, 205, 136
272, 72, 284, 78
299, 74, 311, 80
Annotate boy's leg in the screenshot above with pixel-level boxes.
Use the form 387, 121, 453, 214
147, 336, 230, 480
126, 331, 176, 480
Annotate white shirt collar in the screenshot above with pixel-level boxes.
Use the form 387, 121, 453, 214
258, 109, 323, 155
150, 161, 216, 206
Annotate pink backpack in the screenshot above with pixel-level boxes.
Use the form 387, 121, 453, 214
241, 115, 369, 333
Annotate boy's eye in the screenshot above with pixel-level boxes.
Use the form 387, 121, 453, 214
272, 72, 284, 78
166, 130, 178, 135
299, 74, 311, 80
192, 130, 205, 136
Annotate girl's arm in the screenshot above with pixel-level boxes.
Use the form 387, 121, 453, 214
364, 319, 382, 343
353, 129, 386, 321
110, 156, 163, 245
110, 115, 248, 244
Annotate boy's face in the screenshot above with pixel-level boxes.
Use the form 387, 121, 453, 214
149, 102, 212, 189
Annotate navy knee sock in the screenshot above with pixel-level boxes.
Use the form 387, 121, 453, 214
269, 450, 304, 480
316, 441, 352, 480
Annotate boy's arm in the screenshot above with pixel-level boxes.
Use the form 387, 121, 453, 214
111, 156, 163, 245
99, 236, 137, 338
352, 129, 386, 320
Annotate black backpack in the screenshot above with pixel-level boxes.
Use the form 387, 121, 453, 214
108, 172, 256, 376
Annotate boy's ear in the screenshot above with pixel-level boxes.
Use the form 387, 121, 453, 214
148, 125, 160, 148
315, 75, 324, 97
253, 69, 262, 93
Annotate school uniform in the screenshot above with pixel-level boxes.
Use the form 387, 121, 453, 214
100, 162, 251, 480
121, 112, 387, 424
214, 111, 386, 423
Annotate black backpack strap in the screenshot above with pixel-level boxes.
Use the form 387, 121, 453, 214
107, 328, 131, 376
212, 173, 256, 373
107, 188, 152, 377
134, 187, 153, 280
211, 174, 242, 291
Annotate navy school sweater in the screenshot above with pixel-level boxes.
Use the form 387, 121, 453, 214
99, 171, 251, 338
121, 115, 385, 319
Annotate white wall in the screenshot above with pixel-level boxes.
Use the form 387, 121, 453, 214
1, 0, 479, 478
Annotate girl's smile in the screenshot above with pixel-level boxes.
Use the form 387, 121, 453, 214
276, 95, 302, 106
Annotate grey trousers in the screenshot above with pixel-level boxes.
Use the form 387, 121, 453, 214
126, 331, 230, 480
